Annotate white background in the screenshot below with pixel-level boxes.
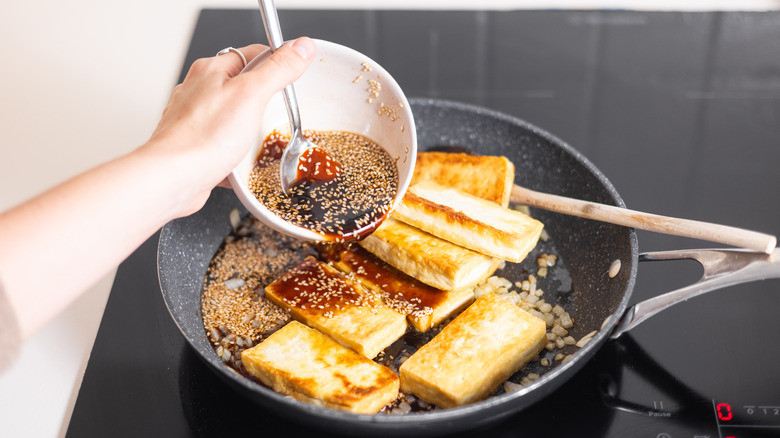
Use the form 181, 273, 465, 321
1, 1, 778, 436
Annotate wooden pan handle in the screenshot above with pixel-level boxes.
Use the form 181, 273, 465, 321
510, 185, 777, 254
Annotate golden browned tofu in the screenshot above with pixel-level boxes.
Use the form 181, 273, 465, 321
399, 292, 547, 408
241, 321, 400, 414
331, 246, 474, 332
265, 256, 407, 359
411, 152, 514, 207
359, 218, 500, 291
393, 181, 544, 263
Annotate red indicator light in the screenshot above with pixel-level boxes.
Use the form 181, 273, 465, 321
717, 403, 734, 421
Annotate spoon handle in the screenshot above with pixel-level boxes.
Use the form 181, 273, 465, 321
510, 185, 776, 254
258, 0, 301, 133
258, 0, 284, 49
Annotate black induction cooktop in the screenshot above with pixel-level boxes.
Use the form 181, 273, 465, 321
66, 9, 780, 437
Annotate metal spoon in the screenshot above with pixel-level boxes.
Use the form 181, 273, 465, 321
258, 0, 322, 195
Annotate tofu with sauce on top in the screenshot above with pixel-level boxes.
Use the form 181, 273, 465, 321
264, 256, 407, 359
331, 245, 474, 332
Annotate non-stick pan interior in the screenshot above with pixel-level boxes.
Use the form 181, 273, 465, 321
158, 98, 638, 436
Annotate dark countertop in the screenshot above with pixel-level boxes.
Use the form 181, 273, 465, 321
67, 9, 780, 437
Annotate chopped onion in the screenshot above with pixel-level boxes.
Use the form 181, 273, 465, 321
229, 208, 241, 230
224, 278, 245, 290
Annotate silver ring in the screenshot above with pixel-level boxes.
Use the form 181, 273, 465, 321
216, 47, 247, 68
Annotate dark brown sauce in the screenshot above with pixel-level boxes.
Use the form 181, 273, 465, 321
295, 146, 342, 183
268, 256, 372, 315
258, 134, 286, 163
250, 130, 398, 242
336, 246, 447, 312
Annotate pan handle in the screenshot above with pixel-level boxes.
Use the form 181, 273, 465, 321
610, 247, 780, 339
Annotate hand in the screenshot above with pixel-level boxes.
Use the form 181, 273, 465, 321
144, 37, 316, 217
0, 38, 316, 341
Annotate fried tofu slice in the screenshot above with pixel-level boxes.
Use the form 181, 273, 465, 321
393, 181, 544, 263
264, 256, 407, 359
359, 217, 501, 291
411, 152, 514, 207
241, 321, 399, 414
399, 292, 547, 408
331, 246, 474, 332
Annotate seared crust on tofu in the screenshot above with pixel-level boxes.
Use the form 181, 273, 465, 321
359, 217, 500, 291
331, 246, 474, 332
393, 181, 544, 263
399, 292, 547, 408
411, 152, 514, 207
264, 257, 407, 359
241, 321, 399, 414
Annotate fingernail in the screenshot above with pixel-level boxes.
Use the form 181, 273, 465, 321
291, 37, 315, 59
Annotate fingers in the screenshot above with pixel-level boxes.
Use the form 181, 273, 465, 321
236, 37, 316, 99
238, 44, 270, 63
191, 38, 314, 86
213, 44, 270, 77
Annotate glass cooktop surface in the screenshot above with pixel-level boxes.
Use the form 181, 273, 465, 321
67, 9, 780, 438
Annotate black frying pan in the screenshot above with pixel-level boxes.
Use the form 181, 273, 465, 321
157, 99, 775, 436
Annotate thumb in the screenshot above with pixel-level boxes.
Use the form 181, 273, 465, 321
238, 37, 316, 98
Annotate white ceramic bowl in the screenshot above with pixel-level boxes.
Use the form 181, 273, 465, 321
228, 39, 416, 241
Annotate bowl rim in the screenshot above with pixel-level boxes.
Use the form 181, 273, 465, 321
227, 39, 417, 242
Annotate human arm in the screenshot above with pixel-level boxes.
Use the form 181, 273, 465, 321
0, 38, 316, 342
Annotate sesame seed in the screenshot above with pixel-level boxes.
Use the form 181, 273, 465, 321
248, 130, 398, 242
